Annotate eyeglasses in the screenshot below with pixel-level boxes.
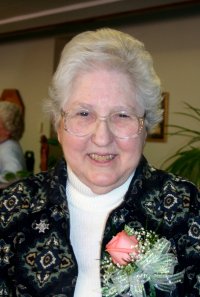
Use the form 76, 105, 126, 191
61, 107, 145, 139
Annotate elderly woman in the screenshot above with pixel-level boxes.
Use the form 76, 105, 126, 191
0, 29, 199, 297
0, 101, 25, 186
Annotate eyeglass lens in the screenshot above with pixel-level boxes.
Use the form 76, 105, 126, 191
61, 108, 144, 138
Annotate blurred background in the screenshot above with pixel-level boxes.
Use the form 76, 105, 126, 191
0, 0, 199, 174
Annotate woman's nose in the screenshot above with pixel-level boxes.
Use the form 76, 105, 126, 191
91, 119, 113, 146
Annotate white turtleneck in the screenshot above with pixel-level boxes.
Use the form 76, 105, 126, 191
66, 167, 134, 297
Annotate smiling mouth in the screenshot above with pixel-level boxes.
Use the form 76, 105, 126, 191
89, 153, 115, 161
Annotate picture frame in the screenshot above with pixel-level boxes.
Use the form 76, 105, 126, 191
147, 92, 169, 142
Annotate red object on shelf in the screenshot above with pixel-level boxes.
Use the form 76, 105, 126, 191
0, 89, 25, 115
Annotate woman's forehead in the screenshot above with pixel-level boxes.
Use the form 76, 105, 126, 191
66, 70, 137, 103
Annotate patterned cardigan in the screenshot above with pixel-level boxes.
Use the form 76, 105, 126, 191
0, 156, 199, 297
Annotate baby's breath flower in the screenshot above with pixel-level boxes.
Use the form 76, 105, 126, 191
101, 225, 175, 297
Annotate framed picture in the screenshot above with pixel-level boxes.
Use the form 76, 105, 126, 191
147, 92, 169, 142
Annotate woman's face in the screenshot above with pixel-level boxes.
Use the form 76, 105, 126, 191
57, 69, 147, 194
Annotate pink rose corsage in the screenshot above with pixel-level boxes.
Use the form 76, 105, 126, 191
101, 225, 184, 297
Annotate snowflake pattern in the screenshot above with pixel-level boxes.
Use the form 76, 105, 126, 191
35, 220, 49, 233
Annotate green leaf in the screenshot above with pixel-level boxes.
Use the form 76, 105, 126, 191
165, 148, 200, 187
162, 102, 200, 187
4, 170, 31, 182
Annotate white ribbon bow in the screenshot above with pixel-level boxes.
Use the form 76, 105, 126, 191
102, 238, 184, 297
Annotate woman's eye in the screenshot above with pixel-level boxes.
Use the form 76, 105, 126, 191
117, 112, 130, 118
77, 110, 90, 117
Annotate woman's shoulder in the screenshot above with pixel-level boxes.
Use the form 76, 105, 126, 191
132, 157, 200, 214
1, 138, 19, 146
139, 156, 199, 194
0, 138, 21, 153
153, 166, 199, 196
0, 161, 68, 229
0, 172, 51, 228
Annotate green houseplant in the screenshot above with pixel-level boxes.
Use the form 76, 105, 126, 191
162, 102, 200, 187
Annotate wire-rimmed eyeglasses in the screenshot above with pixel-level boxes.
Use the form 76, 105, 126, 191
60, 107, 145, 139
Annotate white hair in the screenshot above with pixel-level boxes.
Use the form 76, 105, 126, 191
45, 28, 163, 132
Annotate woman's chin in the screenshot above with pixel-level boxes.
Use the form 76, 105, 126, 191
86, 175, 122, 194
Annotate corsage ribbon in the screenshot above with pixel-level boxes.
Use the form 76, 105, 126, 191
103, 238, 184, 297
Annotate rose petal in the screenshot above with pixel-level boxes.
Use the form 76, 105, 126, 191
109, 251, 132, 265
106, 230, 139, 265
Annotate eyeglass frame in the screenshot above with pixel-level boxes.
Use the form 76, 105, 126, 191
60, 107, 145, 139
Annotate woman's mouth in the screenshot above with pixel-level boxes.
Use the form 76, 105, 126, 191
89, 153, 116, 161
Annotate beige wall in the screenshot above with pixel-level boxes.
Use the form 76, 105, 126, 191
119, 15, 200, 168
0, 38, 54, 172
0, 14, 199, 171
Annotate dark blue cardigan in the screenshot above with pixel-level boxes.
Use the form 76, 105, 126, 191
0, 156, 199, 296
